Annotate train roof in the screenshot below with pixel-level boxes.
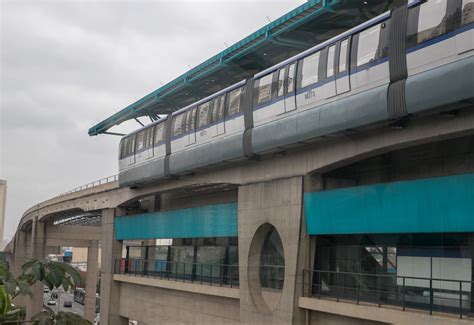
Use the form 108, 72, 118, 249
89, 0, 409, 136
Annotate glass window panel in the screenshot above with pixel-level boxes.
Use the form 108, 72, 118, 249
154, 123, 164, 144
260, 226, 285, 290
170, 246, 194, 276
212, 95, 225, 121
277, 68, 286, 97
228, 87, 243, 116
172, 114, 184, 136
300, 52, 320, 88
127, 136, 135, 155
146, 128, 153, 147
198, 102, 211, 128
136, 131, 145, 151
327, 45, 336, 78
357, 24, 381, 66
287, 63, 296, 93
417, 0, 447, 44
462, 0, 474, 25
195, 246, 226, 279
120, 140, 126, 159
185, 108, 196, 132
129, 246, 145, 259
339, 39, 349, 73
257, 73, 273, 105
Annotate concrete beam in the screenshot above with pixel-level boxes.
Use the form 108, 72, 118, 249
45, 238, 94, 248
45, 225, 101, 241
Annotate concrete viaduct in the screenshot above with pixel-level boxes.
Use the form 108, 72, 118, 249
5, 108, 474, 324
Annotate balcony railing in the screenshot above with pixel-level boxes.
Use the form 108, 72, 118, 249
304, 269, 474, 319
115, 258, 240, 288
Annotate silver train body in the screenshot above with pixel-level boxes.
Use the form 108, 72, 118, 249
119, 0, 474, 187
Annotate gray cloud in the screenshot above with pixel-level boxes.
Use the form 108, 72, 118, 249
0, 0, 304, 240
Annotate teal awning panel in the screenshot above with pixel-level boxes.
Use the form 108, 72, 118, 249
115, 202, 237, 240
304, 173, 474, 235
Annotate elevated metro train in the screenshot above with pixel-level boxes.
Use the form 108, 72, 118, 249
119, 0, 474, 187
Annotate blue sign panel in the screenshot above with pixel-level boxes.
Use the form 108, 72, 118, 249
115, 202, 238, 240
304, 173, 474, 235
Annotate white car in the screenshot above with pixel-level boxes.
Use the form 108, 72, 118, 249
47, 299, 56, 306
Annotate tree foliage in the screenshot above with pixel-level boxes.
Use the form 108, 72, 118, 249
0, 259, 92, 324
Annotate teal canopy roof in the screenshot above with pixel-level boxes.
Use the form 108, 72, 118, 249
89, 0, 402, 136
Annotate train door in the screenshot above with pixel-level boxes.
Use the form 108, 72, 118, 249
214, 94, 226, 135
284, 63, 296, 112
336, 38, 350, 94
186, 107, 197, 145
324, 44, 337, 99
127, 135, 136, 166
146, 127, 154, 159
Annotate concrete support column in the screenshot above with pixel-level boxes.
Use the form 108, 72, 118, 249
100, 208, 127, 325
238, 176, 305, 324
84, 240, 99, 322
26, 217, 45, 320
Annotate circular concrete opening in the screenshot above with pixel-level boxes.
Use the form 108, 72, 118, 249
248, 223, 285, 312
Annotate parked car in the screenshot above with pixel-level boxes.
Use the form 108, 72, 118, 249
51, 291, 58, 299
43, 287, 49, 293
47, 299, 56, 306
63, 301, 72, 308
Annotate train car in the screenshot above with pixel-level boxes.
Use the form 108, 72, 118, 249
118, 0, 474, 188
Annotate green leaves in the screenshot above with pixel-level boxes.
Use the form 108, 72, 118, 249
21, 259, 82, 290
32, 310, 92, 325
0, 258, 91, 324
0, 285, 12, 315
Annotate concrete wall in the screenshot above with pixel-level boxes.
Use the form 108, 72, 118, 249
0, 180, 6, 249
118, 281, 240, 324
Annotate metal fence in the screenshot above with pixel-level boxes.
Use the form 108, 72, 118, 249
115, 258, 240, 288
304, 269, 474, 319
57, 174, 118, 197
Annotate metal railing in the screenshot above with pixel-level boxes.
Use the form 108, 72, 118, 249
57, 174, 118, 197
304, 269, 474, 319
115, 258, 240, 288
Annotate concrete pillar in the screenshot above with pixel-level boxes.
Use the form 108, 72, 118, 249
84, 240, 99, 322
100, 208, 128, 325
238, 176, 305, 324
26, 217, 45, 320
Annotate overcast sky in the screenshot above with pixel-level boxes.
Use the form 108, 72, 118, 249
0, 0, 305, 241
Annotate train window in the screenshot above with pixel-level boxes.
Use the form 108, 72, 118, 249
326, 45, 336, 78
185, 107, 197, 132
462, 0, 473, 25
154, 123, 164, 144
300, 51, 320, 88
125, 136, 135, 156
172, 113, 184, 137
256, 73, 273, 105
197, 101, 211, 128
145, 128, 154, 148
136, 131, 145, 151
287, 63, 296, 93
277, 68, 286, 97
212, 95, 225, 122
417, 0, 447, 44
357, 24, 381, 66
227, 87, 243, 116
121, 138, 127, 159
338, 39, 349, 73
